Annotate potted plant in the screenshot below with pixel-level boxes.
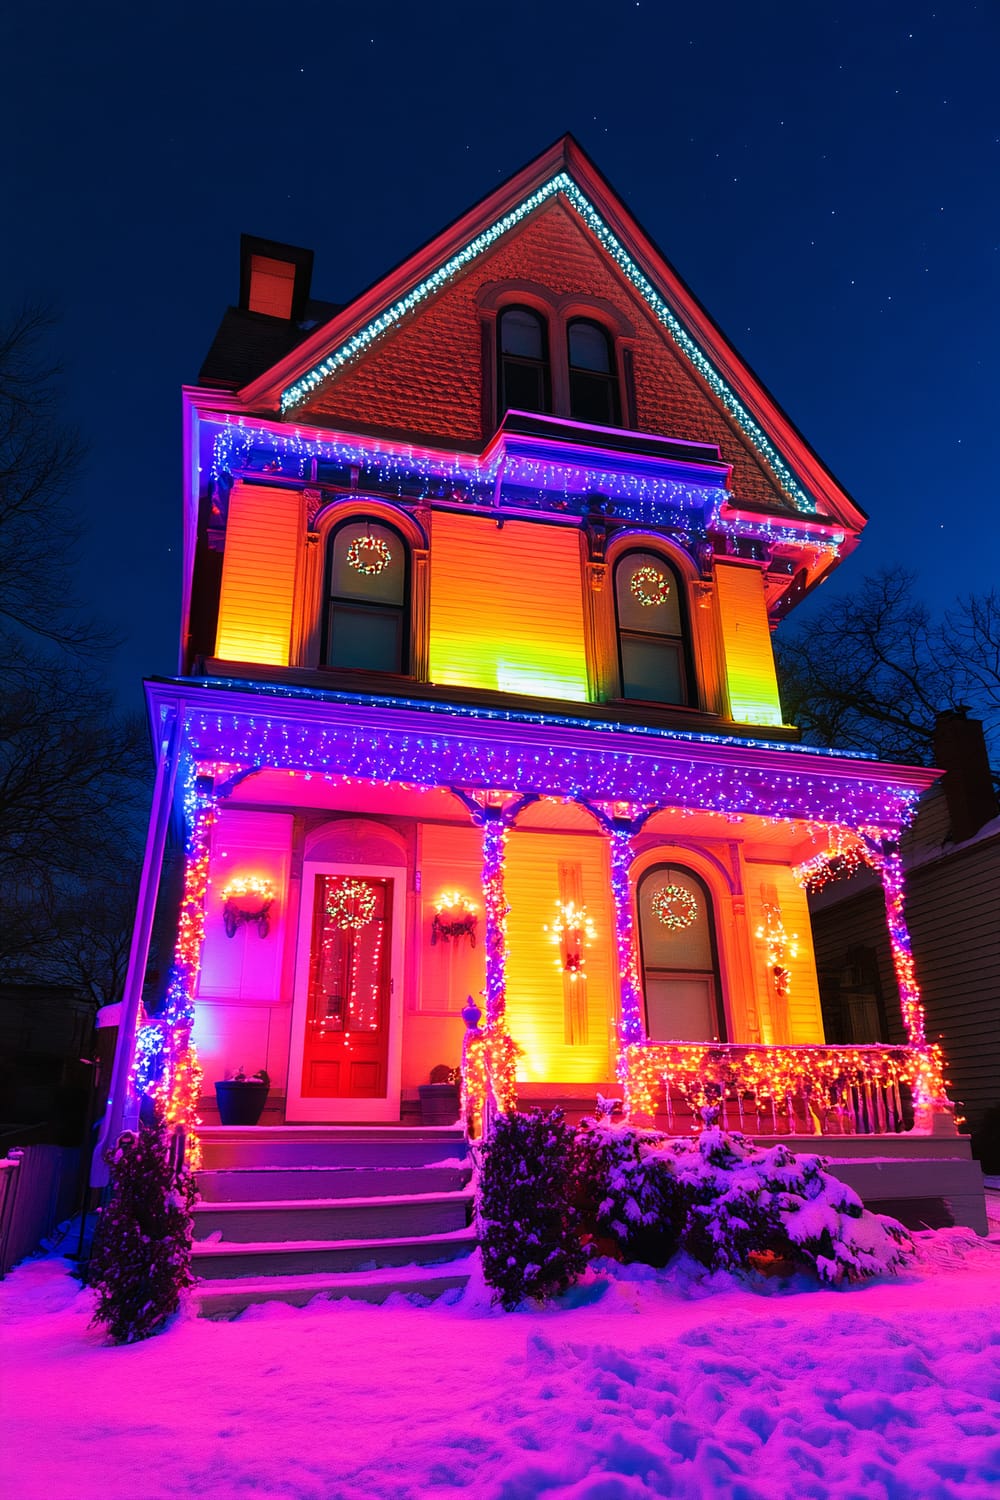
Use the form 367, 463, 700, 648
214, 1067, 270, 1126
418, 1063, 460, 1125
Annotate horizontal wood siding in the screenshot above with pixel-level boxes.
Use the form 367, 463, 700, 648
746, 863, 824, 1044
505, 830, 613, 1083
216, 483, 301, 665
429, 512, 589, 701
715, 561, 783, 727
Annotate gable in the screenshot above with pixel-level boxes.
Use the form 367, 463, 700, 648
298, 196, 789, 515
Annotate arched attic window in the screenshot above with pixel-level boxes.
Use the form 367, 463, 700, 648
498, 306, 551, 416
567, 318, 620, 427
614, 550, 690, 705
324, 517, 409, 673
637, 864, 725, 1042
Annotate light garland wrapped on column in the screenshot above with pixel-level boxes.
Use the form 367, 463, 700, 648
877, 846, 948, 1114
608, 824, 645, 1051
480, 813, 510, 1030
131, 765, 217, 1167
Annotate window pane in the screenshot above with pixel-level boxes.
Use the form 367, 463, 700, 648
621, 637, 684, 703
568, 321, 611, 372
500, 308, 544, 359
331, 523, 405, 605
327, 606, 402, 672
638, 870, 713, 970
644, 975, 719, 1042
569, 370, 620, 426
616, 553, 682, 636
501, 361, 548, 414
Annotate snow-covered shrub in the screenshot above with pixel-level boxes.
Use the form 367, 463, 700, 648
663, 1127, 911, 1284
571, 1117, 684, 1266
88, 1115, 197, 1343
478, 1109, 586, 1309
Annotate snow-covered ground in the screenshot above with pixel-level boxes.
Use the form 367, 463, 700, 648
3, 1231, 999, 1500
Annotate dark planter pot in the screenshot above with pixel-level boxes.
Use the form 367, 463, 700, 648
418, 1082, 460, 1125
214, 1080, 269, 1126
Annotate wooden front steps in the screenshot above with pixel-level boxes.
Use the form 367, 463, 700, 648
191, 1125, 476, 1318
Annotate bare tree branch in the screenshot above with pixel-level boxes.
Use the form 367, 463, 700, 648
775, 569, 999, 782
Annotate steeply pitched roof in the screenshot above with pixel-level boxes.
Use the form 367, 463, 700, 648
224, 135, 864, 535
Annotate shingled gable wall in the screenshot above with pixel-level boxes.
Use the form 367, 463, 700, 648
301, 198, 787, 513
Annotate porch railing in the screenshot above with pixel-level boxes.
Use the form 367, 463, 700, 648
619, 1042, 927, 1137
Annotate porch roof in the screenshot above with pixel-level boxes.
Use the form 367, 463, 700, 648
146, 676, 939, 834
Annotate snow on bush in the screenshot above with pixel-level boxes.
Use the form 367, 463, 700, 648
482, 1114, 911, 1305
87, 1115, 197, 1343
661, 1125, 912, 1283
478, 1109, 585, 1309
571, 1117, 684, 1267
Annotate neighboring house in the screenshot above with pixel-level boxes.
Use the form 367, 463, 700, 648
811, 711, 1000, 1170
97, 137, 986, 1279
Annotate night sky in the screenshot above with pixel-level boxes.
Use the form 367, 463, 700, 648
4, 1, 997, 707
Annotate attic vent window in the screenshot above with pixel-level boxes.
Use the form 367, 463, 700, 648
248, 255, 296, 319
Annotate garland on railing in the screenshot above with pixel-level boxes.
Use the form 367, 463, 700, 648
619, 1040, 940, 1135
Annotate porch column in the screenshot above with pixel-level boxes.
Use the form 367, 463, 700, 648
479, 808, 510, 1029
607, 823, 645, 1048
92, 706, 180, 1185
878, 843, 952, 1123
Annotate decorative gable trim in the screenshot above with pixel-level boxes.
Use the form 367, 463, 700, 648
280, 173, 817, 516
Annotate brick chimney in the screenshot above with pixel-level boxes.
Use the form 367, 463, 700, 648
932, 709, 998, 842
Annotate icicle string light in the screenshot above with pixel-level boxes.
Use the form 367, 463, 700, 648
179, 703, 922, 833
278, 173, 817, 514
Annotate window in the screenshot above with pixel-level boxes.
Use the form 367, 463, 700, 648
498, 306, 551, 416
324, 519, 408, 673
568, 319, 620, 426
614, 551, 689, 704
637, 865, 724, 1042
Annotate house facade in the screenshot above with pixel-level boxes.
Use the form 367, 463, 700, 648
101, 138, 963, 1174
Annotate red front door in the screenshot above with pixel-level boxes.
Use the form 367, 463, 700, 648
301, 874, 392, 1099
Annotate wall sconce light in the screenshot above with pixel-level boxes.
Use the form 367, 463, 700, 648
221, 876, 276, 939
545, 900, 596, 981
431, 891, 478, 946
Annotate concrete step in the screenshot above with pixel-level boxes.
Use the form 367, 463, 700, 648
197, 1163, 471, 1202
823, 1155, 988, 1235
193, 1262, 474, 1319
198, 1125, 467, 1171
192, 1226, 477, 1280
192, 1189, 473, 1244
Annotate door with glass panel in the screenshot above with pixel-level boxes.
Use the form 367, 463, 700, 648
637, 865, 725, 1042
299, 873, 392, 1100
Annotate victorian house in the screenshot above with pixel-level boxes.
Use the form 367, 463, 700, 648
97, 138, 985, 1305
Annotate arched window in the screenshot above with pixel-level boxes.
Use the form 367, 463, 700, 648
567, 318, 620, 426
637, 864, 725, 1042
614, 551, 689, 704
324, 518, 408, 673
498, 306, 551, 416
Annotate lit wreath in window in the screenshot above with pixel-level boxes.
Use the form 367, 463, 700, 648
347, 534, 392, 576
651, 884, 698, 931
630, 566, 670, 607
326, 879, 378, 930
